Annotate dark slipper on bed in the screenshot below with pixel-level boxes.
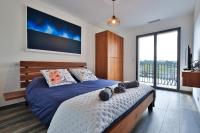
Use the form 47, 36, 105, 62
99, 87, 113, 101
118, 81, 139, 89
114, 86, 126, 93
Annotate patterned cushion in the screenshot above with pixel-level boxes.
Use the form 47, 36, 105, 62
41, 69, 77, 87
63, 69, 78, 83
69, 68, 98, 82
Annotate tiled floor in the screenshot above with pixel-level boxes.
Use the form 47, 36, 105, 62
132, 90, 200, 133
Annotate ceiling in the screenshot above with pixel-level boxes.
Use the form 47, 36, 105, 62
40, 0, 196, 29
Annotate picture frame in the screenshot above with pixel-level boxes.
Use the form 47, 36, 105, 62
27, 7, 82, 54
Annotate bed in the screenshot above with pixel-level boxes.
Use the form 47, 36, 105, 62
20, 61, 155, 133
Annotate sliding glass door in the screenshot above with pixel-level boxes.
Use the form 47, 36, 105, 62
136, 28, 180, 91
156, 31, 178, 89
138, 35, 154, 86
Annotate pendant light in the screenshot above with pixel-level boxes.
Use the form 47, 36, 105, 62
107, 0, 120, 26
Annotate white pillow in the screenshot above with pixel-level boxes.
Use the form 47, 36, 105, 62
41, 69, 77, 87
69, 68, 98, 82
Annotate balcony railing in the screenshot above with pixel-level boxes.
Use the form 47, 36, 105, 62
139, 61, 177, 88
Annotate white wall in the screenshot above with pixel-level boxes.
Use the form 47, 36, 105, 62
124, 12, 194, 91
0, 0, 103, 107
193, 0, 200, 60
123, 32, 137, 81
0, 0, 195, 107
193, 0, 200, 112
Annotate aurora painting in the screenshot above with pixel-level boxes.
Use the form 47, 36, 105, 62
27, 7, 81, 54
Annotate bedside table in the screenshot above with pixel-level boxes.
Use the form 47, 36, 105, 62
3, 90, 26, 101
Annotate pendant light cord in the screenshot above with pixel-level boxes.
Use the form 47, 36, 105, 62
113, 0, 115, 16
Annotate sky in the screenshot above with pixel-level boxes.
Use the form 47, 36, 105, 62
139, 31, 178, 61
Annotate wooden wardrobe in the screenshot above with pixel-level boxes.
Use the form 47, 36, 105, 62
95, 30, 123, 81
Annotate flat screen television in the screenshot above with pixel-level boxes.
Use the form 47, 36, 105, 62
184, 45, 192, 70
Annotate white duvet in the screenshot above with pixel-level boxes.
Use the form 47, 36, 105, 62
48, 83, 154, 133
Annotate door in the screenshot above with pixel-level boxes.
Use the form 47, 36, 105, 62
156, 30, 179, 89
136, 28, 180, 91
107, 32, 123, 81
137, 35, 155, 86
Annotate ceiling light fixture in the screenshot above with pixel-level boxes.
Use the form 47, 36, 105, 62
107, 0, 120, 26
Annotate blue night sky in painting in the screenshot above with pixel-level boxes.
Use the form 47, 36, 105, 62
27, 7, 81, 42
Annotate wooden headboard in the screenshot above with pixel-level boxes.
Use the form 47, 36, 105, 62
3, 61, 86, 101
20, 61, 87, 88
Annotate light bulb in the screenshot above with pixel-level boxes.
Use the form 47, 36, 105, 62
112, 19, 116, 24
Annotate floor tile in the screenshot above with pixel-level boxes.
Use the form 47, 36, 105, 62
159, 109, 180, 133
132, 108, 166, 133
132, 90, 200, 133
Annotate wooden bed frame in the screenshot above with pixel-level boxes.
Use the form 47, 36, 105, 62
5, 61, 155, 133
19, 61, 87, 88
